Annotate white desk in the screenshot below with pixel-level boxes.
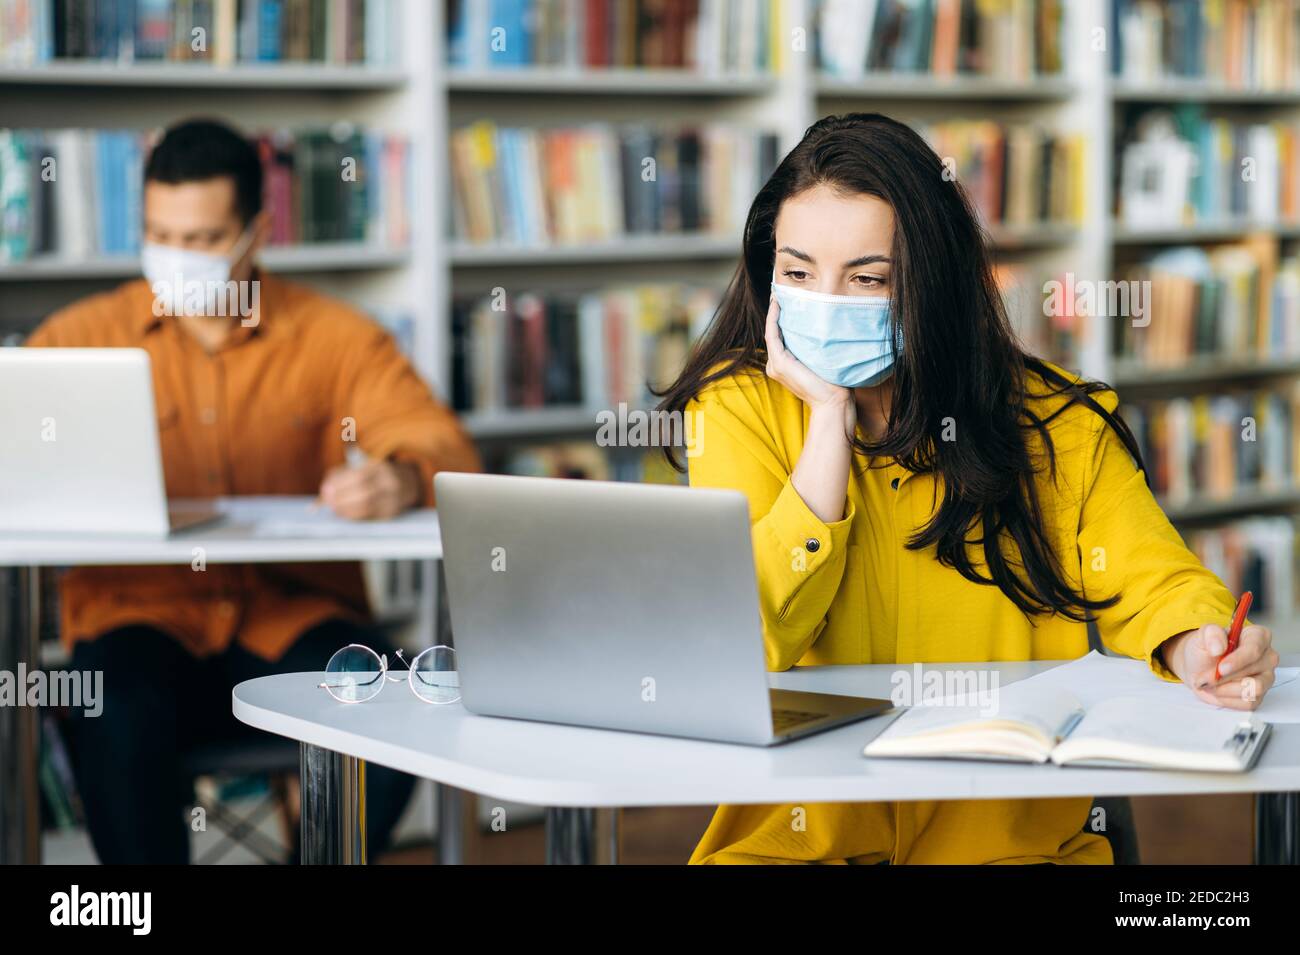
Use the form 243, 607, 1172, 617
233, 658, 1300, 865
0, 496, 445, 865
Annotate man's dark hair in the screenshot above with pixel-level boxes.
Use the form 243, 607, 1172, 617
144, 119, 263, 224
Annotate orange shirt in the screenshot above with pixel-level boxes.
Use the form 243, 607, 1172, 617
26, 271, 481, 661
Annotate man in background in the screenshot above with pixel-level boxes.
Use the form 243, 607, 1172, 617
27, 118, 481, 863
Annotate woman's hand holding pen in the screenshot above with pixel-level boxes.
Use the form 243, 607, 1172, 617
1159, 620, 1279, 711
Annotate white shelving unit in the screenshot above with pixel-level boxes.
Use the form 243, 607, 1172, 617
437, 0, 1113, 445
0, 242, 410, 280
0, 3, 440, 386
815, 73, 1077, 100
0, 61, 407, 88
4, 1, 1299, 532
432, 2, 1300, 648
0, 2, 1111, 413
0, 3, 446, 655
446, 66, 777, 95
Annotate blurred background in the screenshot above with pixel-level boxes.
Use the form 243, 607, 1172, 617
1, 0, 1296, 864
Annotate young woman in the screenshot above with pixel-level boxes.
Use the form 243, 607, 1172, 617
656, 113, 1280, 865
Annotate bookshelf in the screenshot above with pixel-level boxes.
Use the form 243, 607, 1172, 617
0, 1, 440, 382
1099, 0, 1300, 638
0, 242, 410, 280
1112, 80, 1300, 105
1113, 221, 1300, 243
447, 234, 742, 266
815, 73, 1076, 100
3, 0, 1299, 638
446, 67, 777, 95
0, 61, 408, 88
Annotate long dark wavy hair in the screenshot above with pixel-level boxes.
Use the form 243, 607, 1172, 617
655, 112, 1144, 622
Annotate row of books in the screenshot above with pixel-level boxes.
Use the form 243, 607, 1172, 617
920, 121, 1084, 228
0, 125, 410, 263
1185, 517, 1295, 619
0, 0, 399, 66
448, 268, 1090, 423
1118, 107, 1300, 227
491, 441, 686, 484
1112, 0, 1300, 90
450, 283, 719, 414
1121, 386, 1300, 503
815, 0, 1064, 79
1113, 240, 1300, 367
256, 126, 410, 246
996, 262, 1082, 369
446, 0, 779, 73
448, 121, 779, 246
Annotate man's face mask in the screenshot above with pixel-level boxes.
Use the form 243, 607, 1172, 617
142, 225, 255, 317
770, 270, 902, 388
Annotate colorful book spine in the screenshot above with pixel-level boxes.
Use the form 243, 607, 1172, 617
1114, 0, 1300, 91
1121, 385, 1300, 504
449, 121, 778, 245
446, 0, 775, 72
0, 126, 409, 261
1114, 242, 1300, 367
816, 0, 1065, 79
920, 120, 1085, 228
0, 0, 394, 65
1185, 516, 1296, 619
1120, 106, 1300, 227
451, 283, 719, 415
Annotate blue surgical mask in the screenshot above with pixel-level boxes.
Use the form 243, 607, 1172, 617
770, 272, 902, 388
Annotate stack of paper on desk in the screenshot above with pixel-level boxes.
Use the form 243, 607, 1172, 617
863, 652, 1296, 772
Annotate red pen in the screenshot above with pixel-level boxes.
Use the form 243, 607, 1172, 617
1214, 591, 1253, 682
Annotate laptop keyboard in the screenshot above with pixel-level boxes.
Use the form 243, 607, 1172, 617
772, 707, 829, 734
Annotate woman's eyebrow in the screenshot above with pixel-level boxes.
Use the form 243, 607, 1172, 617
776, 245, 814, 263
844, 254, 892, 267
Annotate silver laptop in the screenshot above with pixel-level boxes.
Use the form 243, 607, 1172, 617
0, 348, 219, 537
435, 472, 893, 746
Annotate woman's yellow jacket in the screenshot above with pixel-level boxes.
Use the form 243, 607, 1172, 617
684, 362, 1238, 864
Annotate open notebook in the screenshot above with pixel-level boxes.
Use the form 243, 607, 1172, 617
863, 682, 1271, 772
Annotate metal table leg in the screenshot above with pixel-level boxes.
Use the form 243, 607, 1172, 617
545, 807, 597, 864
608, 807, 621, 865
299, 743, 367, 864
427, 558, 470, 865
0, 566, 41, 865
435, 783, 464, 865
1255, 792, 1300, 864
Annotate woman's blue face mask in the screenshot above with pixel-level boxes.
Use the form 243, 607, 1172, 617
770, 271, 903, 388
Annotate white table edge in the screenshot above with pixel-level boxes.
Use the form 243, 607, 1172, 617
231, 673, 1300, 809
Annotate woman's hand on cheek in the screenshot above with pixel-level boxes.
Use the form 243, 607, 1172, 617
764, 294, 852, 414
1161, 624, 1278, 710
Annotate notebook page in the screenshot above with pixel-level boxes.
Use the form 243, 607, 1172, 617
1053, 695, 1262, 769
869, 682, 1083, 743
1013, 657, 1300, 722
1124, 668, 1300, 723
1014, 652, 1168, 708
1016, 651, 1300, 722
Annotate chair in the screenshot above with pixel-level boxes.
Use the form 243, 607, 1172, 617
181, 737, 301, 865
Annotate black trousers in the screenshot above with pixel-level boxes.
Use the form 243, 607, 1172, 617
68, 618, 417, 864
